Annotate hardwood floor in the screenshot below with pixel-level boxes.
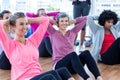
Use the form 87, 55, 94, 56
0, 57, 120, 80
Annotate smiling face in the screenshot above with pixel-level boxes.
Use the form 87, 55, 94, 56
58, 17, 69, 31
13, 17, 28, 37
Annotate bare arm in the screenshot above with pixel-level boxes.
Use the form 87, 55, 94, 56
28, 17, 43, 24
27, 17, 57, 25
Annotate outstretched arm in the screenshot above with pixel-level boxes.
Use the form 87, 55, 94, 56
28, 17, 43, 24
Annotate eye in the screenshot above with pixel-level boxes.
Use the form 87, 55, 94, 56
65, 20, 68, 22
5, 17, 9, 19
26, 22, 28, 25
60, 20, 64, 22
20, 23, 24, 25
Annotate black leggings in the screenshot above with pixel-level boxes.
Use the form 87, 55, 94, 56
30, 67, 72, 80
101, 37, 120, 65
0, 51, 11, 70
55, 50, 100, 80
38, 36, 53, 57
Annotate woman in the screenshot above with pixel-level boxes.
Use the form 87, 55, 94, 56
0, 12, 75, 80
47, 12, 103, 80
26, 8, 60, 57
88, 10, 120, 65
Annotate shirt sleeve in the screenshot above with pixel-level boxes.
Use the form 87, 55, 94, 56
71, 16, 87, 34
28, 17, 49, 48
47, 23, 56, 35
0, 21, 15, 58
47, 11, 60, 20
114, 17, 120, 32
87, 16, 99, 34
26, 12, 38, 18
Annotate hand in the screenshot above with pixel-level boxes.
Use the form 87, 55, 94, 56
49, 18, 58, 25
69, 19, 76, 25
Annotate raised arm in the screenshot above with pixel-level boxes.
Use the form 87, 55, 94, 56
47, 19, 57, 35
114, 17, 120, 32
0, 20, 15, 58
71, 16, 87, 34
28, 16, 49, 47
87, 16, 99, 34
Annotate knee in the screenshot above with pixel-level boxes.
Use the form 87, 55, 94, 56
69, 52, 78, 58
80, 50, 91, 57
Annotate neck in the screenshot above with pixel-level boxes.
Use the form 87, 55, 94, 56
59, 29, 66, 35
104, 29, 111, 34
14, 35, 26, 44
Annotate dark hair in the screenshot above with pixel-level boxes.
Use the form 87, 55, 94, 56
56, 12, 69, 23
98, 10, 118, 26
9, 12, 25, 26
1, 10, 11, 18
37, 8, 45, 16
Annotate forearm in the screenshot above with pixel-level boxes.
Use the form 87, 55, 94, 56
26, 12, 37, 17
28, 17, 42, 24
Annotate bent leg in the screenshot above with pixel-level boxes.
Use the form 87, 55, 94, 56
79, 50, 101, 78
55, 52, 89, 79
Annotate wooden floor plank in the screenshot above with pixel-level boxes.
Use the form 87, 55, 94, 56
1, 57, 120, 80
